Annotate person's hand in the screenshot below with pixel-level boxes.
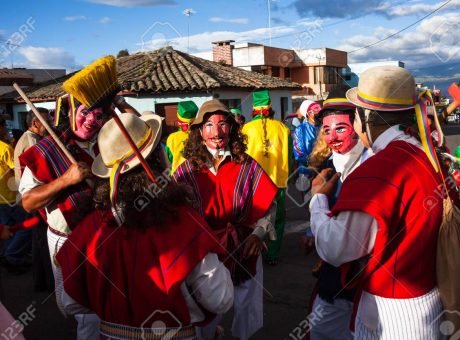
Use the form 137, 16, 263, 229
243, 234, 266, 258
311, 168, 341, 196
62, 162, 92, 186
0, 226, 12, 240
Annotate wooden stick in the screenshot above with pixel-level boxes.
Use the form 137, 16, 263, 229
109, 111, 157, 184
13, 83, 77, 164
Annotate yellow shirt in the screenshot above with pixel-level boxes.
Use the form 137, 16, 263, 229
242, 118, 291, 188
166, 130, 189, 174
0, 140, 17, 204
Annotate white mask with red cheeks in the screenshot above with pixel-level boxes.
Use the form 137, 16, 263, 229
73, 105, 104, 140
322, 113, 358, 154
200, 113, 231, 151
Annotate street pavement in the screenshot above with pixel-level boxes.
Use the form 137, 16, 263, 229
1, 123, 459, 339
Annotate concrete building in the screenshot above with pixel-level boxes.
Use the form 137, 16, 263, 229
211, 40, 348, 102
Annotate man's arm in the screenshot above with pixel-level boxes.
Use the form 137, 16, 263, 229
20, 163, 92, 212
309, 193, 378, 267
184, 253, 234, 316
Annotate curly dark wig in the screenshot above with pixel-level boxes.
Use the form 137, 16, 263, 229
183, 112, 248, 170
93, 147, 190, 228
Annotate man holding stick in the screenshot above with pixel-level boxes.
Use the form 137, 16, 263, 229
17, 94, 132, 340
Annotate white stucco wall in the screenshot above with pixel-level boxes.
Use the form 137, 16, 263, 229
8, 88, 294, 129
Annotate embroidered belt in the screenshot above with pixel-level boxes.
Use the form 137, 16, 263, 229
100, 320, 196, 340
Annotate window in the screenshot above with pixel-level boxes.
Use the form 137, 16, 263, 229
280, 97, 288, 121
284, 68, 291, 79
220, 98, 242, 110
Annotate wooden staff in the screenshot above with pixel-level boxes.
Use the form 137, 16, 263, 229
13, 83, 77, 164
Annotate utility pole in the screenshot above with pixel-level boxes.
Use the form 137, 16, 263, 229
267, 0, 271, 47
316, 54, 324, 99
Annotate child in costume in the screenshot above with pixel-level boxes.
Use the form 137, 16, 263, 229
241, 89, 292, 265
165, 101, 199, 174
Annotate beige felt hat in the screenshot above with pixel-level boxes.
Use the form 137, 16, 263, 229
192, 99, 231, 126
346, 66, 416, 111
92, 112, 162, 178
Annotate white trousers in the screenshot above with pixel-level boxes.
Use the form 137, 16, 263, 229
355, 288, 443, 340
310, 296, 353, 340
231, 256, 264, 340
197, 256, 263, 340
47, 228, 100, 340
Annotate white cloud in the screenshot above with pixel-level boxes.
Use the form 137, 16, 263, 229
64, 16, 87, 21
387, 0, 460, 17
99, 16, 111, 24
17, 46, 80, 71
137, 25, 296, 53
292, 0, 460, 18
85, 0, 176, 7
337, 13, 460, 69
209, 17, 249, 25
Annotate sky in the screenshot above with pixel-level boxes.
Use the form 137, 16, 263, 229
1, 0, 459, 91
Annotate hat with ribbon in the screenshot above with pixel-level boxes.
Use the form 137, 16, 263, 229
347, 66, 443, 172
92, 112, 162, 202
346, 66, 416, 112
177, 101, 198, 124
252, 89, 272, 116
317, 85, 355, 121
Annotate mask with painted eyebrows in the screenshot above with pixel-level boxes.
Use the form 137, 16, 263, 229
322, 113, 357, 154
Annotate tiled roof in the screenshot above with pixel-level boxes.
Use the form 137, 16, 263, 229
0, 69, 33, 86
0, 47, 301, 102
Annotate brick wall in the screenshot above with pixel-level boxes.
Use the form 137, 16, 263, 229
212, 42, 234, 65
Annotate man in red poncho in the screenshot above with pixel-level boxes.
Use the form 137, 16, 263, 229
310, 66, 444, 339
173, 99, 278, 340
57, 112, 233, 340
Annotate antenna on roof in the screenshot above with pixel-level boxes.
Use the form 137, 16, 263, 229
183, 8, 196, 53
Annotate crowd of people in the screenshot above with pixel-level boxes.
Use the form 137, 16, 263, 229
0, 63, 459, 340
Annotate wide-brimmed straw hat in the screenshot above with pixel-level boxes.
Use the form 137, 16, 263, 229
92, 112, 162, 178
346, 66, 416, 112
192, 99, 231, 126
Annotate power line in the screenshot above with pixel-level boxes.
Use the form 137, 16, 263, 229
348, 0, 453, 54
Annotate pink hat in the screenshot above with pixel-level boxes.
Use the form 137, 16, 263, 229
299, 100, 317, 118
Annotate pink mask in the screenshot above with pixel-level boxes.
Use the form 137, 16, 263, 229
308, 103, 322, 116
73, 105, 104, 140
322, 114, 357, 154
201, 113, 231, 150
